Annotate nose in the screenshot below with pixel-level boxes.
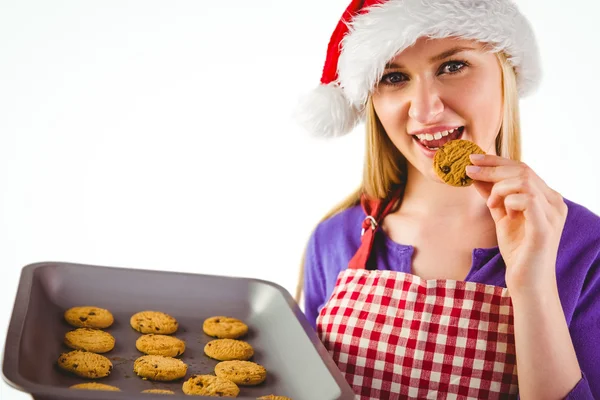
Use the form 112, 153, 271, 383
407, 78, 444, 124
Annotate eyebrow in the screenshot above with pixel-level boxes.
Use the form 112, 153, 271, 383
384, 46, 477, 69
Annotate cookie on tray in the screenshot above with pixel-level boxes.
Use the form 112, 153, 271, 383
433, 139, 486, 187
70, 382, 120, 391
136, 334, 185, 357
215, 360, 267, 386
57, 350, 113, 379
204, 338, 254, 361
182, 374, 240, 397
130, 311, 179, 334
257, 396, 293, 400
64, 328, 115, 353
64, 306, 114, 329
133, 355, 187, 381
142, 388, 175, 394
203, 316, 248, 339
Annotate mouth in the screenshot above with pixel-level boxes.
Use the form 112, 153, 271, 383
412, 126, 465, 150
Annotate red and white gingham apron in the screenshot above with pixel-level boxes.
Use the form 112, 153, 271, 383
316, 189, 519, 399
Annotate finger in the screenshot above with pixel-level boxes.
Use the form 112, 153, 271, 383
467, 163, 554, 205
546, 187, 568, 211
488, 178, 561, 225
504, 193, 529, 221
504, 193, 546, 224
471, 180, 494, 200
470, 159, 558, 201
472, 180, 507, 222
469, 154, 519, 167
490, 200, 508, 222
465, 164, 525, 183
487, 177, 532, 209
483, 169, 559, 216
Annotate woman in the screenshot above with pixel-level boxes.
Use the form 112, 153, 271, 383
294, 0, 600, 399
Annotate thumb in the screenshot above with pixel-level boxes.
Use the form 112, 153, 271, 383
472, 180, 506, 223
471, 180, 493, 200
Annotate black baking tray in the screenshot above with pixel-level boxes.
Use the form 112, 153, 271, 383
2, 262, 355, 400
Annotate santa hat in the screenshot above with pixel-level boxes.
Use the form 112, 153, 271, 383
294, 0, 542, 138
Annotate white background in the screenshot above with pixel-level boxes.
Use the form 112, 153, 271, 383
1, 1, 599, 398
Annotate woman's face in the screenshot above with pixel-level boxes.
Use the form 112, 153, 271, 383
371, 37, 503, 183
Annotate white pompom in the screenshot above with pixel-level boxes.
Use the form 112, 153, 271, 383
293, 83, 361, 138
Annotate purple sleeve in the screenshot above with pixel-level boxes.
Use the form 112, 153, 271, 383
564, 373, 594, 399
563, 256, 600, 399
303, 229, 327, 332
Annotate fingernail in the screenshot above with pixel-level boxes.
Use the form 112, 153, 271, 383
470, 154, 485, 161
466, 165, 481, 174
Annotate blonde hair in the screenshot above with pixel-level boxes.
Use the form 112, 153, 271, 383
294, 51, 521, 303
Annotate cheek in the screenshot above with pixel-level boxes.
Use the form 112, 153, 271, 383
372, 94, 409, 135
448, 78, 502, 133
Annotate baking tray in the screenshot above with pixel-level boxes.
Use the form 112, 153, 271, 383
2, 262, 355, 400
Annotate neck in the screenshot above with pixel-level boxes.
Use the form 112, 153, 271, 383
398, 163, 492, 221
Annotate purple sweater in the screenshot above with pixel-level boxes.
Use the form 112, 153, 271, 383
303, 198, 600, 399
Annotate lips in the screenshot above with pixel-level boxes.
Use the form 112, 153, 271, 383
413, 126, 464, 150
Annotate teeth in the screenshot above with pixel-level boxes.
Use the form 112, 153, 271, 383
414, 127, 461, 141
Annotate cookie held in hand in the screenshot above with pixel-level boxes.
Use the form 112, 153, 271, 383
434, 139, 485, 187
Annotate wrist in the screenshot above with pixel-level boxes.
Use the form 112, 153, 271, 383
505, 260, 558, 296
508, 278, 560, 307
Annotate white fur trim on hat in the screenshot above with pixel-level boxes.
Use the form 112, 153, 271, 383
338, 0, 541, 109
293, 82, 362, 138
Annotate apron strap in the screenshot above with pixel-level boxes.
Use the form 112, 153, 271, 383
348, 186, 404, 270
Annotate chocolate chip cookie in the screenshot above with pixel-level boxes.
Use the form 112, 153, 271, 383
64, 306, 114, 329
141, 388, 175, 394
136, 334, 185, 357
215, 360, 267, 386
182, 374, 240, 397
433, 139, 485, 187
57, 350, 113, 379
203, 316, 248, 339
130, 311, 179, 334
64, 328, 115, 353
133, 355, 187, 381
70, 382, 121, 391
204, 338, 254, 361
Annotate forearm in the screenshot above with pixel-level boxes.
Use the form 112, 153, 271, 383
511, 281, 582, 400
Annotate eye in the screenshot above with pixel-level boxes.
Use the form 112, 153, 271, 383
380, 72, 407, 85
439, 60, 468, 75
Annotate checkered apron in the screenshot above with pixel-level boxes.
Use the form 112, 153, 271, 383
316, 190, 518, 399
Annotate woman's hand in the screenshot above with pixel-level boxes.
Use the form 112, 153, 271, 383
465, 154, 568, 294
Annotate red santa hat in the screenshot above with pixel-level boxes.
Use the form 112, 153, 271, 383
295, 0, 542, 138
